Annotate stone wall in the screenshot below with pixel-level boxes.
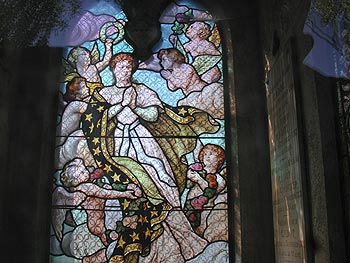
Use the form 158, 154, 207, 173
258, 0, 349, 262
0, 48, 62, 262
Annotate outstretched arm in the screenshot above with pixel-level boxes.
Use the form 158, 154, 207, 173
96, 38, 113, 72
73, 182, 137, 199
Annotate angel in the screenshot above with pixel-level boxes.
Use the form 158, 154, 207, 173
158, 48, 225, 119
158, 48, 207, 95
56, 37, 113, 146
51, 158, 140, 263
184, 144, 227, 236
55, 75, 90, 145
54, 75, 95, 170
168, 21, 222, 83
139, 22, 222, 86
182, 21, 222, 84
63, 38, 113, 85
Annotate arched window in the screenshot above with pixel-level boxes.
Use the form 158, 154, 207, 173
51, 1, 236, 262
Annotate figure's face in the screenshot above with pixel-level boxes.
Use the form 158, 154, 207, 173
69, 78, 89, 100
76, 50, 91, 67
113, 60, 132, 81
185, 22, 204, 40
63, 158, 90, 187
160, 54, 174, 70
202, 149, 219, 170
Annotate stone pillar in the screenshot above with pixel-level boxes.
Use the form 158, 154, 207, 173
229, 0, 276, 262
0, 47, 62, 263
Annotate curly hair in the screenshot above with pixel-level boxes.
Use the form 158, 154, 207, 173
67, 46, 90, 66
198, 144, 225, 171
157, 48, 185, 64
60, 158, 88, 188
186, 21, 211, 39
109, 52, 138, 73
63, 77, 85, 102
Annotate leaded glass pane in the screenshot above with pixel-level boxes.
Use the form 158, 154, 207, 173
51, 1, 229, 262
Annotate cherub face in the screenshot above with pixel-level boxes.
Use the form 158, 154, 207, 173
61, 158, 90, 187
76, 50, 91, 67
160, 54, 174, 70
185, 22, 205, 40
202, 149, 219, 170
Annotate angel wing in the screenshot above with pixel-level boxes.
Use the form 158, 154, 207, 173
51, 186, 86, 241
192, 54, 222, 76
209, 24, 221, 48
219, 167, 227, 179
62, 58, 75, 76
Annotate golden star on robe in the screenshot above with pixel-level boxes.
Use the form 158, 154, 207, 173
150, 210, 158, 217
93, 147, 101, 156
138, 215, 148, 224
97, 105, 105, 112
85, 113, 93, 122
129, 232, 140, 242
103, 164, 112, 173
144, 228, 152, 238
178, 107, 187, 116
92, 137, 100, 145
188, 108, 196, 115
89, 123, 94, 133
117, 236, 126, 248
96, 160, 102, 167
122, 179, 130, 185
122, 199, 130, 209
96, 119, 101, 128
143, 202, 151, 210
112, 173, 121, 182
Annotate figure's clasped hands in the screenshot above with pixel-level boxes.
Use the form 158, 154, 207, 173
121, 86, 137, 109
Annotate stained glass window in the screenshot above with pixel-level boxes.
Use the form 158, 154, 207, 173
51, 1, 230, 262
